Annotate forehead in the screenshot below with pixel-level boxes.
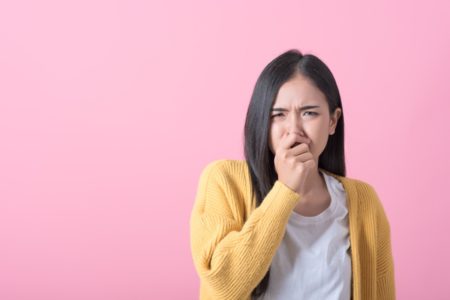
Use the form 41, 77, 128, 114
273, 73, 327, 107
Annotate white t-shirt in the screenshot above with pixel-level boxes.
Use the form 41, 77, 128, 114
258, 169, 352, 300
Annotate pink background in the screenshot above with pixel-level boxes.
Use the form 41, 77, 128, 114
1, 0, 449, 299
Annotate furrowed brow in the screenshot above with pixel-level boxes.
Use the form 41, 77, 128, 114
271, 105, 320, 112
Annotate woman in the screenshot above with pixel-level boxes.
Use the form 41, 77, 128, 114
190, 49, 396, 300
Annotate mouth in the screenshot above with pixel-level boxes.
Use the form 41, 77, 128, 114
292, 142, 300, 148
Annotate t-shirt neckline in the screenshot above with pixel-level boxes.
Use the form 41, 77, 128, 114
289, 170, 338, 224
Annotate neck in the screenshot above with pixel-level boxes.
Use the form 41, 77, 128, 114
303, 167, 326, 197
293, 167, 331, 215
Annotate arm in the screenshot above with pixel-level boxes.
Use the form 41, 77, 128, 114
189, 160, 300, 299
370, 186, 396, 299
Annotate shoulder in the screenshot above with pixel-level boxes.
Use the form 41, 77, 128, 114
353, 178, 383, 209
197, 159, 250, 195
346, 178, 393, 239
202, 159, 248, 171
350, 177, 379, 199
341, 175, 389, 223
199, 159, 249, 182
194, 159, 251, 219
324, 169, 386, 215
322, 169, 378, 199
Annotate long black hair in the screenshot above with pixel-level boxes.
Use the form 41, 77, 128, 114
243, 49, 346, 299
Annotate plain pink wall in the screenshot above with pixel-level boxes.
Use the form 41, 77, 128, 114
1, 0, 449, 299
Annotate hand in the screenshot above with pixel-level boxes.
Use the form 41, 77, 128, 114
273, 133, 316, 197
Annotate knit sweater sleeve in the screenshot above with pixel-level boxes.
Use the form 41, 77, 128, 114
189, 160, 301, 299
368, 184, 396, 299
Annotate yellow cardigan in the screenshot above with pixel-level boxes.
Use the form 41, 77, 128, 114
190, 159, 396, 300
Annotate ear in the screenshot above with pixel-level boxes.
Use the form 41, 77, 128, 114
329, 108, 342, 135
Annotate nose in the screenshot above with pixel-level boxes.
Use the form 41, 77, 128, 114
286, 111, 305, 137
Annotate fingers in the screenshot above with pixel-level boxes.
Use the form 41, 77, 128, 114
279, 133, 311, 152
289, 143, 312, 157
292, 151, 314, 163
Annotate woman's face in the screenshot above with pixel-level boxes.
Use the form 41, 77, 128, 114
268, 73, 341, 165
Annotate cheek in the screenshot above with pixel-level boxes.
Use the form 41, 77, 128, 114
304, 121, 329, 155
313, 124, 331, 155
269, 125, 283, 153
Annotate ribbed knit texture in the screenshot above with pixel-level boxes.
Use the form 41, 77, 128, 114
190, 159, 396, 300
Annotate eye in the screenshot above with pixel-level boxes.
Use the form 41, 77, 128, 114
303, 111, 318, 116
271, 113, 285, 119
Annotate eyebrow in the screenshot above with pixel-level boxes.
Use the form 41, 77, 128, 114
271, 105, 320, 112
